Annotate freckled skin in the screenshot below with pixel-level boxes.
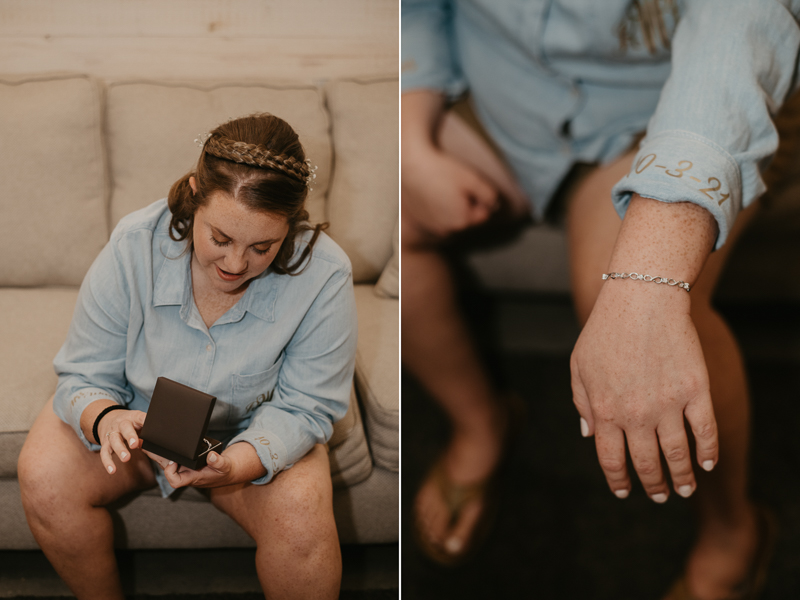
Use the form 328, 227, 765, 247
572, 194, 719, 502
611, 195, 716, 282
191, 191, 289, 328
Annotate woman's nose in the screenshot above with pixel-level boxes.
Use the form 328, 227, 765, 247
225, 251, 247, 274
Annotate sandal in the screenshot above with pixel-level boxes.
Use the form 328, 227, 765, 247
413, 393, 524, 567
413, 458, 499, 566
664, 506, 778, 600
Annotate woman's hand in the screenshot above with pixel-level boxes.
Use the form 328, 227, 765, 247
570, 194, 721, 502
402, 145, 499, 238
96, 408, 147, 475
571, 278, 719, 502
144, 442, 267, 489
144, 450, 235, 489
402, 90, 498, 240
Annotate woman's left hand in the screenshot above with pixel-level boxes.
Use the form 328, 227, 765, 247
570, 196, 720, 503
143, 442, 266, 489
144, 450, 233, 488
571, 282, 718, 502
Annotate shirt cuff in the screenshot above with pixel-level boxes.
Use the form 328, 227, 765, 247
611, 130, 743, 250
227, 429, 290, 485
53, 387, 125, 451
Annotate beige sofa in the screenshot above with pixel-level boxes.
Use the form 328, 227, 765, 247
0, 73, 398, 548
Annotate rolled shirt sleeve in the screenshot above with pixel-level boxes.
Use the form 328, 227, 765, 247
611, 0, 800, 249
402, 0, 467, 99
228, 269, 358, 485
53, 232, 134, 450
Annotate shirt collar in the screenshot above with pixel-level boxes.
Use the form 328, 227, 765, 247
152, 242, 191, 309
152, 243, 277, 324
232, 269, 277, 323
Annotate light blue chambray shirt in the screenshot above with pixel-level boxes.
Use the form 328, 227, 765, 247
53, 199, 357, 497
402, 0, 800, 248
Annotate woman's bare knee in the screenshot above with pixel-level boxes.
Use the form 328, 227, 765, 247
19, 397, 154, 522
213, 446, 336, 557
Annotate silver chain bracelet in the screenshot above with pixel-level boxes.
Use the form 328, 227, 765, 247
602, 272, 690, 292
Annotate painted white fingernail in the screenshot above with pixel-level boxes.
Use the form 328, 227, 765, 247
678, 485, 693, 498
702, 460, 714, 472
651, 493, 668, 504
107, 466, 114, 473
121, 452, 128, 460
614, 489, 629, 499
580, 417, 589, 437
168, 461, 174, 465
208, 452, 217, 463
130, 438, 137, 446
444, 537, 463, 554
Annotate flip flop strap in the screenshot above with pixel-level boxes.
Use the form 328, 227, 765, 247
431, 462, 486, 523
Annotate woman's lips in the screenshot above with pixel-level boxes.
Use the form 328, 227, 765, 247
216, 265, 245, 281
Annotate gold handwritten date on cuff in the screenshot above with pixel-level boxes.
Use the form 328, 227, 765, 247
633, 154, 730, 206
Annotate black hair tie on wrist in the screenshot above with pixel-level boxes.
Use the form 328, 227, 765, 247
92, 405, 128, 445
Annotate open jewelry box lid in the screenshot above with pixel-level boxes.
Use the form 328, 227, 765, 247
140, 377, 217, 467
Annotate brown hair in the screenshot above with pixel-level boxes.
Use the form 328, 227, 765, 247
167, 113, 325, 275
617, 0, 680, 54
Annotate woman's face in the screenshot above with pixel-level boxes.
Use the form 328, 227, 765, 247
191, 191, 289, 295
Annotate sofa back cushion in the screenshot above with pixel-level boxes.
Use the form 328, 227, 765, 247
0, 73, 109, 286
325, 79, 398, 284
106, 81, 331, 229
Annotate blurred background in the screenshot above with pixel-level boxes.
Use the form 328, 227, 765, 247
0, 1, 398, 598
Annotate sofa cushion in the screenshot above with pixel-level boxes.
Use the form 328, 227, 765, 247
0, 467, 398, 549
375, 217, 399, 299
0, 288, 373, 487
328, 386, 373, 488
468, 224, 571, 293
353, 285, 398, 472
0, 74, 108, 287
106, 81, 332, 229
0, 287, 79, 477
325, 79, 398, 284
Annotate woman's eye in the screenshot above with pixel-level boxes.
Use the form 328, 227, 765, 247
253, 245, 272, 256
210, 236, 230, 247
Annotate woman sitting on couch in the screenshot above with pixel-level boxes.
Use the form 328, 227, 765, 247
17, 113, 357, 600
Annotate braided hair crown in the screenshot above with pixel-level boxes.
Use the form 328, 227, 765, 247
204, 135, 310, 184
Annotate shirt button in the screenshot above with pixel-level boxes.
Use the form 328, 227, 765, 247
206, 344, 212, 352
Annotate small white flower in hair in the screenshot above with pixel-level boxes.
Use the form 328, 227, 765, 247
194, 132, 212, 148
305, 159, 319, 190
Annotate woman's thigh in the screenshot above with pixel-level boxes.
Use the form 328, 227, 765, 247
566, 150, 759, 322
18, 396, 156, 510
209, 444, 337, 546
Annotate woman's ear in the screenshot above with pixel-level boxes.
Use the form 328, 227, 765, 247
189, 176, 197, 196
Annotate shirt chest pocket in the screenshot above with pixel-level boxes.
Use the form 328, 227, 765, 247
227, 354, 284, 427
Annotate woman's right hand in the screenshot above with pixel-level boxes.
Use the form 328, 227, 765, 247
401, 90, 499, 240
402, 144, 499, 239
96, 408, 147, 474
